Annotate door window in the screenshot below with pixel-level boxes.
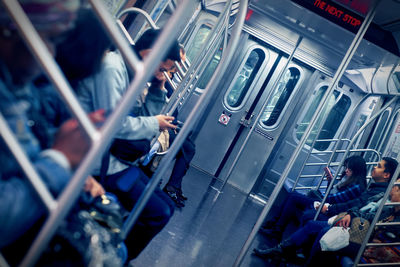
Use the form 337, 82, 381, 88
225, 48, 265, 108
260, 67, 301, 127
186, 24, 211, 63
383, 109, 400, 159
296, 86, 351, 150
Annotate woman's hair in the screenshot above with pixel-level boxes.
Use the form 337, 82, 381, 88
337, 155, 367, 190
134, 28, 182, 61
55, 8, 112, 87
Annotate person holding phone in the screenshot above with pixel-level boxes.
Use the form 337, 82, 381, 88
258, 155, 367, 243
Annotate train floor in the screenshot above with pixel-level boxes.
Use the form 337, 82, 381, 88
130, 165, 301, 267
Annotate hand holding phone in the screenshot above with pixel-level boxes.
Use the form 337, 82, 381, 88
324, 166, 334, 182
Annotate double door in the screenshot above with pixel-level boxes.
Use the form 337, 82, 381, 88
191, 35, 313, 195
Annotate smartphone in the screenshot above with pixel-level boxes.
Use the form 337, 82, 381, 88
324, 167, 335, 181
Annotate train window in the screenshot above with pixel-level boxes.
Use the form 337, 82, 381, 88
186, 24, 212, 63
260, 67, 301, 127
197, 43, 223, 89
296, 86, 352, 150
366, 109, 390, 162
184, 23, 223, 90
225, 49, 265, 108
383, 110, 400, 159
393, 72, 400, 92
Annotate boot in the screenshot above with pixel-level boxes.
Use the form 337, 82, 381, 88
253, 239, 296, 261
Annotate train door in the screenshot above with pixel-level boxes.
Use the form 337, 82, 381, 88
191, 34, 314, 193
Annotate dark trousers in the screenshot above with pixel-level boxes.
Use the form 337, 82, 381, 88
165, 129, 196, 190
300, 208, 330, 226
102, 167, 175, 260
275, 191, 315, 230
307, 226, 360, 267
290, 220, 329, 246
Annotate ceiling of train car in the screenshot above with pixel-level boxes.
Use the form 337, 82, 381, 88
247, 0, 400, 94
248, 0, 400, 65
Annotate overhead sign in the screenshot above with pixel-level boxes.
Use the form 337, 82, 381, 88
290, 0, 400, 56
313, 0, 361, 27
291, 0, 363, 32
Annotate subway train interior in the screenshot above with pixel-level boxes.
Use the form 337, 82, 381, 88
2, 0, 400, 266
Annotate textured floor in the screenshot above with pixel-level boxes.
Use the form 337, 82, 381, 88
130, 166, 277, 267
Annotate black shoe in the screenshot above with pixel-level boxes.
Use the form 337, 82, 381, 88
163, 186, 185, 208
253, 246, 283, 260
176, 188, 188, 201
253, 239, 297, 261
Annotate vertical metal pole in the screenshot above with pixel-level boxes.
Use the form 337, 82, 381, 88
20, 1, 197, 266
0, 114, 56, 211
353, 164, 400, 267
233, 1, 379, 266
122, 0, 248, 237
1, 0, 99, 141
314, 96, 398, 220
219, 36, 303, 195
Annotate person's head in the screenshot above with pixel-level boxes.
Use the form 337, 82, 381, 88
0, 0, 80, 87
134, 28, 184, 82
338, 155, 367, 189
56, 7, 112, 86
389, 178, 400, 203
372, 157, 398, 183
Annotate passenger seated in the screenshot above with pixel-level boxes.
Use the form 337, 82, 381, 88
307, 176, 400, 267
260, 155, 367, 242
253, 157, 398, 265
130, 30, 196, 208
0, 1, 119, 265
55, 14, 179, 261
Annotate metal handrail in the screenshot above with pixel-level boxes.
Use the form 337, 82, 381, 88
18, 0, 198, 266
162, 5, 232, 117
0, 114, 56, 211
354, 164, 400, 266
313, 96, 398, 222
292, 94, 370, 191
115, 7, 160, 45
117, 7, 159, 29
121, 0, 248, 239
234, 2, 379, 265
1, 0, 99, 141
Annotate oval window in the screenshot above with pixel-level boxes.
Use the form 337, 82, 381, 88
261, 67, 301, 127
225, 49, 265, 108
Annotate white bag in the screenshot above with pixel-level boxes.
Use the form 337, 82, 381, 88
320, 226, 350, 251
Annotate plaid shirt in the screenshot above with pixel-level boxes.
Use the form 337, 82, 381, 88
326, 183, 363, 204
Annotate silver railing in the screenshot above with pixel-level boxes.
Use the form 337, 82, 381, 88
234, 0, 381, 265
121, 0, 249, 238
0, 0, 198, 266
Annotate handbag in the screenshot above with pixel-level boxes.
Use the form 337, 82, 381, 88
38, 193, 128, 266
320, 226, 350, 251
110, 138, 150, 162
349, 216, 370, 244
